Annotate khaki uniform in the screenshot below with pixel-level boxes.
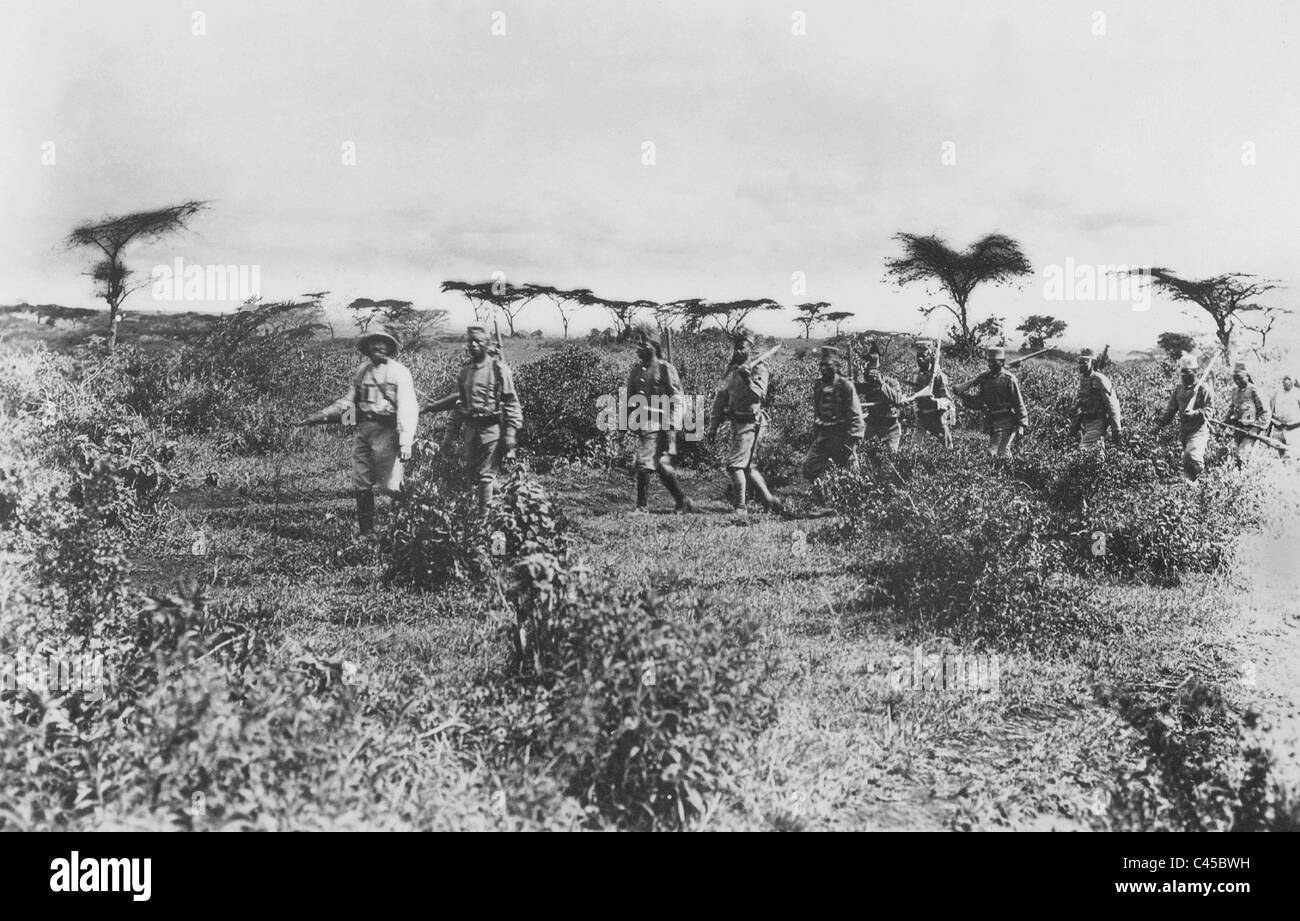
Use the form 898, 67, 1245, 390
1269, 387, 1300, 455
1158, 381, 1214, 479
1074, 370, 1122, 452
970, 370, 1028, 458
912, 363, 955, 447
317, 359, 419, 495
428, 358, 524, 488
802, 374, 864, 480
626, 356, 684, 471
1225, 384, 1269, 462
712, 361, 769, 470
857, 376, 906, 452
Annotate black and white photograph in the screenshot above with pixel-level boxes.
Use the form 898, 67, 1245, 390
0, 0, 1295, 881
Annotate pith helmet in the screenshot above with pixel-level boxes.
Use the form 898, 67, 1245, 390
1079, 347, 1096, 359
358, 326, 400, 355
986, 346, 1006, 360
1232, 362, 1248, 373
915, 338, 937, 352
1177, 355, 1197, 371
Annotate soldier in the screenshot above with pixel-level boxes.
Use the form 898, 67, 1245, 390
1155, 355, 1214, 481
707, 328, 783, 516
1071, 347, 1123, 452
911, 338, 954, 448
802, 344, 864, 481
856, 353, 906, 453
1269, 374, 1300, 459
1223, 362, 1269, 467
955, 346, 1028, 460
626, 329, 693, 512
296, 327, 418, 534
422, 325, 524, 509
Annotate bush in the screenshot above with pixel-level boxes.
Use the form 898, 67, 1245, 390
513, 344, 623, 461
467, 553, 777, 829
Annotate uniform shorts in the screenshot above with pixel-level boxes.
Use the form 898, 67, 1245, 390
352, 419, 403, 494
1079, 417, 1108, 452
633, 430, 677, 470
462, 417, 501, 484
1180, 426, 1209, 479
802, 429, 858, 481
726, 419, 764, 470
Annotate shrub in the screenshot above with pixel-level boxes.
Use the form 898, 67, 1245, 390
513, 344, 623, 461
467, 553, 777, 829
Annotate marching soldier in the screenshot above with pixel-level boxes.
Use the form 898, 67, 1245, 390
1269, 374, 1300, 459
1071, 347, 1123, 452
1155, 355, 1214, 481
856, 353, 906, 453
911, 338, 954, 448
1223, 362, 1269, 466
423, 325, 524, 509
707, 328, 783, 516
955, 346, 1028, 461
802, 345, 864, 481
626, 329, 693, 512
296, 327, 418, 534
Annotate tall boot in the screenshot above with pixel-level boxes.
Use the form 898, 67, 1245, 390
355, 489, 375, 535
477, 479, 495, 512
728, 469, 747, 511
657, 464, 692, 512
747, 469, 783, 514
635, 470, 651, 509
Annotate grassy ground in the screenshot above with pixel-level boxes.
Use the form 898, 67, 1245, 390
128, 419, 1265, 830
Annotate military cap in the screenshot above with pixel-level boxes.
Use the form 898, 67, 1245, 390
732, 327, 756, 347
1078, 347, 1096, 359
467, 325, 490, 342
818, 345, 842, 362
358, 327, 400, 355
1177, 355, 1197, 371
915, 338, 937, 352
986, 346, 1006, 360
1232, 362, 1248, 373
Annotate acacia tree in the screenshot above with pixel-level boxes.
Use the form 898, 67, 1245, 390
656, 299, 702, 332
1016, 314, 1068, 351
794, 302, 830, 338
682, 298, 783, 336
578, 292, 642, 340
823, 310, 854, 338
348, 298, 447, 351
1144, 269, 1285, 359
883, 232, 1032, 357
65, 200, 209, 350
525, 284, 591, 339
440, 280, 495, 324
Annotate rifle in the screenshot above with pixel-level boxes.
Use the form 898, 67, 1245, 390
846, 338, 857, 382
1008, 348, 1051, 367
739, 344, 781, 374
1209, 418, 1288, 452
493, 318, 504, 358
660, 328, 673, 364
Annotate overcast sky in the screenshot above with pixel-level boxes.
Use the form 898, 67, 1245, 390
2, 0, 1298, 351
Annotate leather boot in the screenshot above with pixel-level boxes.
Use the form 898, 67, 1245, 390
477, 480, 495, 512
635, 470, 651, 509
355, 489, 375, 535
658, 466, 692, 512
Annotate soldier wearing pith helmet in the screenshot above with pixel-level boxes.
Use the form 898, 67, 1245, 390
802, 344, 864, 481
911, 338, 954, 449
955, 346, 1028, 461
1155, 354, 1214, 480
296, 326, 418, 534
1072, 347, 1123, 452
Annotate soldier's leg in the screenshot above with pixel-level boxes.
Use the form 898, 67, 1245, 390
802, 432, 832, 482
726, 422, 754, 509
884, 423, 902, 455
474, 422, 501, 510
1183, 429, 1207, 480
373, 423, 402, 498
996, 425, 1017, 461
634, 432, 655, 510
655, 452, 692, 512
351, 424, 377, 534
742, 422, 780, 512
728, 468, 747, 509
1079, 417, 1106, 455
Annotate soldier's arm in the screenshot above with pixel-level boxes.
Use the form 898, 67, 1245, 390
666, 362, 685, 430
1012, 378, 1028, 427
746, 363, 769, 400
422, 391, 460, 415
1254, 389, 1270, 427
1156, 389, 1177, 427
844, 379, 865, 439
1101, 375, 1122, 432
708, 383, 727, 437
300, 371, 359, 425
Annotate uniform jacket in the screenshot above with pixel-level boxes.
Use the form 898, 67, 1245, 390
975, 370, 1028, 427
1270, 387, 1300, 428
1158, 381, 1214, 434
1075, 370, 1122, 427
425, 358, 524, 432
812, 375, 865, 439
1225, 384, 1268, 428
319, 359, 419, 449
857, 376, 905, 425
626, 357, 684, 431
712, 361, 769, 423
911, 363, 952, 415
